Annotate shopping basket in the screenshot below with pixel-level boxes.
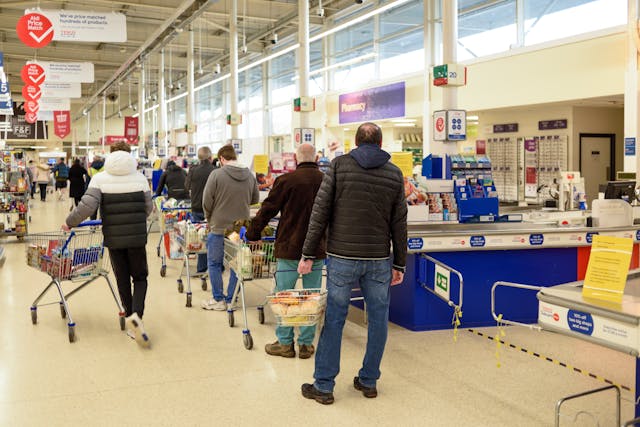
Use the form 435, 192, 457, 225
26, 220, 125, 343
266, 288, 327, 327
173, 220, 208, 306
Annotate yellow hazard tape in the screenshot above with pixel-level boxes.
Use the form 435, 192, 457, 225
467, 327, 632, 392
452, 307, 462, 343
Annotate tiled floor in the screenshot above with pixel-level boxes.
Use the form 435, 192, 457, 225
0, 195, 635, 426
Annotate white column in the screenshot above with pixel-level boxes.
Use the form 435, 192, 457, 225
86, 111, 91, 151
101, 95, 106, 153
422, 0, 434, 158
442, 0, 458, 111
627, 0, 640, 172
187, 26, 196, 146
298, 0, 310, 129
159, 49, 168, 155
230, 0, 239, 140
139, 62, 146, 153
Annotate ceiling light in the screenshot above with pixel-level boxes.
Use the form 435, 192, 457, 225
391, 119, 416, 123
393, 123, 417, 127
343, 128, 350, 131
467, 115, 479, 120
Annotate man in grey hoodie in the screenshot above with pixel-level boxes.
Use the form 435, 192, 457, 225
201, 145, 259, 311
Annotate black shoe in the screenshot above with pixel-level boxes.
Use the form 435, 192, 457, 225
301, 383, 334, 405
353, 377, 377, 398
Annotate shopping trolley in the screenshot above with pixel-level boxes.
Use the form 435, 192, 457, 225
266, 288, 327, 327
173, 220, 208, 307
155, 197, 191, 277
26, 220, 125, 343
223, 229, 276, 349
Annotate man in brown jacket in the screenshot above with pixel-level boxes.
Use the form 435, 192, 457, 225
246, 143, 326, 359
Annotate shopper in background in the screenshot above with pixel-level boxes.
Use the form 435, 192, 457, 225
185, 146, 215, 274
201, 145, 259, 311
68, 159, 89, 207
87, 155, 105, 220
64, 141, 153, 348
298, 122, 407, 405
35, 162, 50, 202
155, 160, 188, 200
28, 160, 37, 199
51, 157, 69, 201
246, 143, 326, 359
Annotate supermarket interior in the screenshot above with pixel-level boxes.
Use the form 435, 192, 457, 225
2, 0, 640, 425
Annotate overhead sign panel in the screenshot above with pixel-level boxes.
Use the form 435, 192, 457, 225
41, 82, 81, 98
16, 13, 54, 48
39, 97, 71, 111
26, 9, 127, 43
33, 61, 94, 83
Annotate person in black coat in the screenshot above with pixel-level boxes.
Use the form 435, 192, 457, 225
68, 158, 89, 207
155, 160, 188, 199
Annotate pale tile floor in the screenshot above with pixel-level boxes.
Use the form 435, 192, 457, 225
0, 195, 636, 426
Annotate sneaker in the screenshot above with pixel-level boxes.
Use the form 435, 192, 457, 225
353, 377, 377, 398
265, 341, 295, 358
201, 299, 227, 311
298, 344, 315, 359
301, 383, 334, 405
126, 329, 136, 340
125, 313, 151, 349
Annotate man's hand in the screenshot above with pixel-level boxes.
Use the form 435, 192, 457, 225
61, 224, 71, 232
298, 258, 313, 275
391, 270, 404, 286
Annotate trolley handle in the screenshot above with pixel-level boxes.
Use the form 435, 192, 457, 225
77, 220, 102, 227
239, 226, 276, 242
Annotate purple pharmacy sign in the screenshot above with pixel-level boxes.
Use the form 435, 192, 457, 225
338, 82, 405, 124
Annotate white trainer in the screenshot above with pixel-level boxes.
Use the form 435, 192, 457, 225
125, 313, 151, 349
126, 329, 136, 340
201, 299, 227, 311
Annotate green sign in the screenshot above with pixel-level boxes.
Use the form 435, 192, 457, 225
433, 64, 448, 79
436, 271, 448, 292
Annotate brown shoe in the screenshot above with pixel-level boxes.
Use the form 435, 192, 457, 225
265, 341, 295, 358
298, 344, 315, 359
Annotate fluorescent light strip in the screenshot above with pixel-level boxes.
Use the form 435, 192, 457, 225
293, 52, 378, 80
144, 104, 159, 114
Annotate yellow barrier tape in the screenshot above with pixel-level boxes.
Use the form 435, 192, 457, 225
494, 314, 506, 368
451, 307, 463, 343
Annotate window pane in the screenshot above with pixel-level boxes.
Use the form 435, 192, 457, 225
270, 51, 296, 105
271, 105, 291, 136
458, 0, 516, 61
380, 0, 423, 38
333, 61, 375, 92
379, 29, 423, 79
334, 19, 374, 56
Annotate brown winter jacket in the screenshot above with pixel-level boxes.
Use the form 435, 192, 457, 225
246, 162, 326, 260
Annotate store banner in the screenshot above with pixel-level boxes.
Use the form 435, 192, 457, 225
524, 138, 538, 198
21, 63, 46, 86
41, 82, 81, 98
338, 82, 405, 124
24, 112, 38, 124
0, 100, 13, 115
24, 100, 39, 114
39, 97, 70, 111
16, 13, 54, 48
0, 80, 10, 102
36, 61, 94, 83
22, 84, 42, 101
27, 9, 127, 43
99, 135, 127, 145
0, 102, 47, 139
53, 110, 71, 139
124, 116, 139, 144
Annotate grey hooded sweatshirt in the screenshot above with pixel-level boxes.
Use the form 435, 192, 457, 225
202, 161, 259, 234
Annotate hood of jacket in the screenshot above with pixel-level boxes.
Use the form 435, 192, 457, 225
105, 151, 137, 176
222, 163, 252, 182
349, 143, 390, 169
91, 159, 104, 170
37, 164, 50, 171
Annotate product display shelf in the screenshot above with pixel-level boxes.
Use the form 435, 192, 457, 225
0, 150, 29, 240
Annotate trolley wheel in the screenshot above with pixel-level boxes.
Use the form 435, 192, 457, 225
177, 280, 184, 293
160, 265, 166, 277
119, 316, 125, 331
68, 325, 76, 343
258, 307, 265, 324
243, 333, 253, 350
17, 236, 24, 242
201, 278, 207, 291
60, 304, 67, 319
186, 294, 192, 308
228, 311, 235, 328
30, 308, 37, 324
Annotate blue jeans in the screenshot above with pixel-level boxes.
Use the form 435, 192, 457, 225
275, 259, 323, 345
191, 211, 207, 273
207, 233, 237, 303
313, 256, 391, 393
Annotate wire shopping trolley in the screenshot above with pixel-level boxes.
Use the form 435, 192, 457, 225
155, 197, 190, 277
173, 220, 208, 307
223, 229, 276, 349
266, 288, 328, 328
26, 220, 125, 343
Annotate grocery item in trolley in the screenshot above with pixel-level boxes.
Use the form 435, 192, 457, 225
225, 232, 276, 280
266, 289, 327, 326
174, 220, 208, 252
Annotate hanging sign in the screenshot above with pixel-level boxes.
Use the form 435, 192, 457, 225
124, 116, 139, 144
24, 112, 38, 124
39, 97, 70, 111
99, 135, 127, 145
0, 102, 47, 138
41, 82, 81, 98
0, 100, 13, 115
20, 63, 45, 85
53, 110, 70, 139
24, 100, 39, 114
27, 10, 127, 43
524, 138, 538, 198
339, 82, 405, 124
36, 110, 53, 121
0, 80, 10, 102
447, 110, 466, 141
22, 84, 42, 101
35, 61, 94, 83
16, 13, 54, 48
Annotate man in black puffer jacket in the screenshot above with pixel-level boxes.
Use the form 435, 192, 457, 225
155, 160, 188, 199
65, 141, 153, 348
298, 122, 407, 405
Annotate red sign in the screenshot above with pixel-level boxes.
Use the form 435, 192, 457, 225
476, 139, 486, 155
21, 63, 45, 86
24, 100, 39, 114
22, 85, 42, 101
16, 13, 54, 49
24, 112, 38, 124
99, 135, 128, 145
435, 117, 445, 133
124, 116, 139, 144
53, 110, 71, 139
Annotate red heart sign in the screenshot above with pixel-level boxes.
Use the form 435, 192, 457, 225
24, 100, 39, 114
24, 112, 38, 123
21, 63, 45, 86
16, 13, 54, 49
22, 85, 42, 101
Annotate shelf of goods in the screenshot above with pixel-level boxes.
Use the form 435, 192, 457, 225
0, 150, 29, 240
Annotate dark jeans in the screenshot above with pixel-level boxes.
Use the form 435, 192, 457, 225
109, 247, 149, 318
73, 196, 82, 207
191, 211, 207, 272
31, 183, 36, 198
38, 183, 47, 201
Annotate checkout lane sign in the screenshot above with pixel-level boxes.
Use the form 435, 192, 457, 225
407, 238, 423, 250
434, 265, 450, 300
469, 236, 485, 247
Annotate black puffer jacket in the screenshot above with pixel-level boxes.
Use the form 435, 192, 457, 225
155, 162, 188, 199
185, 159, 215, 213
302, 144, 407, 271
